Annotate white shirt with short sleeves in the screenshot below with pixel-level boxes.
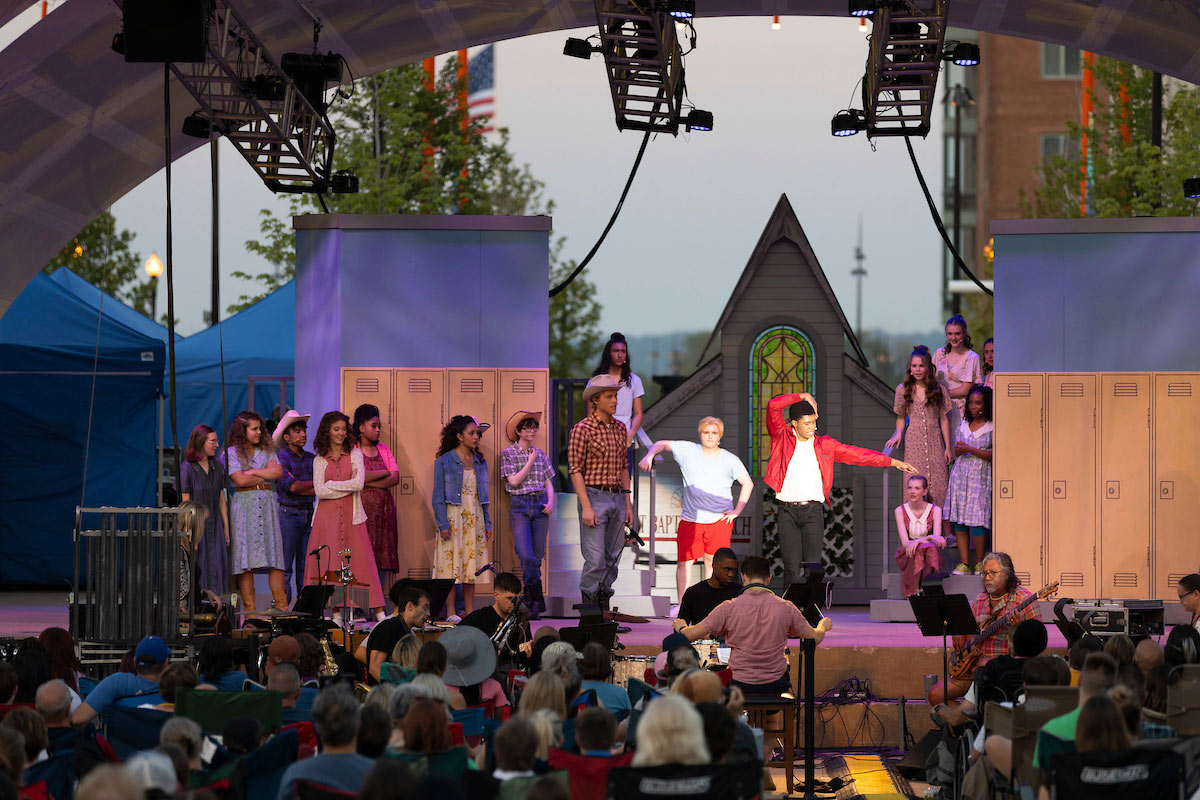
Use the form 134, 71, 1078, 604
614, 373, 645, 433
777, 436, 824, 503
669, 441, 750, 524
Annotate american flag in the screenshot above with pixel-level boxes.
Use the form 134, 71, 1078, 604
467, 45, 495, 134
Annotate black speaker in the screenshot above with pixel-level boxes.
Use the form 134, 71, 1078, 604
121, 0, 212, 63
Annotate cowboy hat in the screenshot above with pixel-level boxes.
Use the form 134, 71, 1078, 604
271, 410, 311, 449
505, 410, 543, 443
582, 375, 622, 405
438, 624, 499, 688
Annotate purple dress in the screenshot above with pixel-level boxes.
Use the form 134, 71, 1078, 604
181, 460, 230, 593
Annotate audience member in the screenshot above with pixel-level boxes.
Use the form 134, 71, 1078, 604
223, 716, 264, 756
37, 627, 84, 696
155, 662, 199, 711
263, 635, 301, 679
0, 773, 15, 800
1102, 634, 1135, 669
0, 707, 46, 763
572, 707, 617, 756
390, 634, 422, 671
12, 643, 51, 704
520, 672, 567, 719
0, 729, 23, 786
1165, 624, 1200, 667
160, 716, 204, 774
694, 702, 736, 763
154, 743, 190, 793
365, 684, 397, 712
631, 695, 709, 767
493, 716, 540, 780
34, 679, 77, 753
1067, 636, 1102, 685
410, 674, 455, 714
125, 749, 179, 799
525, 709, 564, 761
1021, 655, 1070, 688
359, 758, 415, 800
387, 684, 433, 750
0, 663, 16, 705
276, 686, 374, 800
73, 635, 170, 725
293, 633, 326, 684
268, 662, 309, 724
579, 642, 631, 718
1144, 664, 1171, 716
197, 636, 249, 691
1032, 652, 1117, 768
1134, 638, 1164, 676
401, 698, 453, 754
525, 775, 570, 800
357, 703, 392, 759
74, 763, 142, 800
1075, 693, 1131, 753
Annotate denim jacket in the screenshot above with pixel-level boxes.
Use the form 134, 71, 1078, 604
433, 450, 491, 532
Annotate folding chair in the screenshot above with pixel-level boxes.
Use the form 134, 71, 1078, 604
548, 747, 634, 800
497, 770, 568, 800
387, 746, 471, 779
294, 780, 357, 800
1048, 747, 1185, 799
608, 763, 759, 800
379, 663, 416, 684
242, 728, 300, 800
175, 687, 283, 735
22, 749, 75, 800
100, 705, 173, 759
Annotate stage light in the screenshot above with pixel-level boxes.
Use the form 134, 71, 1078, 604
145, 252, 164, 278
247, 74, 286, 102
330, 171, 359, 194
772, 15, 781, 30
667, 0, 696, 19
831, 109, 865, 137
563, 38, 596, 60
1185, 178, 1200, 198
685, 109, 713, 132
280, 51, 344, 112
182, 111, 212, 139
859, 16, 868, 31
848, 0, 875, 17
943, 41, 980, 67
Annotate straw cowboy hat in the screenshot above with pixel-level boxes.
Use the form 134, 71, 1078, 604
582, 374, 622, 405
505, 410, 543, 443
271, 410, 311, 449
438, 625, 498, 688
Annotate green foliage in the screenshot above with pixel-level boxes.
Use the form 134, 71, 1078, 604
228, 211, 296, 313
43, 210, 156, 318
549, 237, 602, 380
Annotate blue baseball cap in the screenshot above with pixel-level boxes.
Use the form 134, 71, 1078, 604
134, 635, 171, 667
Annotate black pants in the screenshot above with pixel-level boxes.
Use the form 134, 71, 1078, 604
776, 501, 825, 589
731, 665, 792, 697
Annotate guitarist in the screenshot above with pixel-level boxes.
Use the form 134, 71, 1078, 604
927, 551, 1038, 706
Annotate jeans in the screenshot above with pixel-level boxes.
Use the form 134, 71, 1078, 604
578, 488, 626, 601
731, 667, 792, 698
278, 505, 313, 603
777, 501, 825, 590
510, 492, 550, 586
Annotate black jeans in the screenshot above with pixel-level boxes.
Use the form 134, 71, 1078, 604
776, 501, 825, 589
732, 666, 792, 697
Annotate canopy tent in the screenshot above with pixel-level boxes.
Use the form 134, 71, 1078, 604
0, 269, 164, 585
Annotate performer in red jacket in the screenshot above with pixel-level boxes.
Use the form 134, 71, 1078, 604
766, 393, 917, 587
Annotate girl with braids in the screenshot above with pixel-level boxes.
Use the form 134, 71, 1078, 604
222, 411, 287, 613
886, 346, 952, 506
352, 404, 400, 586
305, 411, 385, 621
433, 415, 492, 619
591, 332, 645, 452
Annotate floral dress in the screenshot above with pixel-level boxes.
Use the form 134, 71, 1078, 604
893, 383, 950, 507
224, 448, 284, 573
944, 420, 993, 529
434, 466, 489, 582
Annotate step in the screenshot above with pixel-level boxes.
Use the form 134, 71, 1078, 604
543, 594, 671, 619
547, 568, 652, 596
547, 543, 645, 571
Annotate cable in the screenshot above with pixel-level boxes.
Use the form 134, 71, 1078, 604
164, 63, 181, 496
548, 129, 651, 297
80, 291, 103, 508
903, 134, 993, 296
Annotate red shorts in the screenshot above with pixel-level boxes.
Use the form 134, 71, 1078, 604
676, 519, 733, 561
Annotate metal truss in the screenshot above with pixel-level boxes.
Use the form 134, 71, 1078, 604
594, 0, 686, 135
863, 0, 949, 138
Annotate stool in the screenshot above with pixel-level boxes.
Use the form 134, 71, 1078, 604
743, 696, 796, 794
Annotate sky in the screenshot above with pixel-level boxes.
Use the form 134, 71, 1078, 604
11, 12, 949, 338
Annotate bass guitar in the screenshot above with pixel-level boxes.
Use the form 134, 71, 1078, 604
948, 580, 1060, 682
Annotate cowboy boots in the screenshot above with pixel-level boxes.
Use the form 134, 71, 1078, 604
238, 573, 256, 617
268, 569, 288, 610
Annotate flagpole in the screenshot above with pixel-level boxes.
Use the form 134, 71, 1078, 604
458, 49, 469, 209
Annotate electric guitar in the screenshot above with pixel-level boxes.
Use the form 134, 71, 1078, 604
948, 580, 1060, 682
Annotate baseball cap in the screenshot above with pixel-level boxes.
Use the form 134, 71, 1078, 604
134, 636, 171, 667
265, 635, 301, 675
661, 632, 689, 653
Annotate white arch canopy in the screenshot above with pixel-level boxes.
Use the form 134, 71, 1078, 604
0, 0, 1196, 312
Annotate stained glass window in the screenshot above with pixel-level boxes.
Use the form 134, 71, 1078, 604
748, 326, 816, 476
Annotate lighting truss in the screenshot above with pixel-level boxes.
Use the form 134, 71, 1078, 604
862, 0, 949, 138
154, 0, 337, 193
593, 0, 687, 135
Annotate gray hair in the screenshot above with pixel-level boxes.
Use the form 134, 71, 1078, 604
160, 716, 203, 759
631, 695, 710, 767
388, 682, 433, 725
541, 642, 579, 679
266, 663, 301, 699
35, 679, 71, 723
365, 683, 396, 711
981, 551, 1019, 591
312, 685, 360, 747
410, 674, 454, 722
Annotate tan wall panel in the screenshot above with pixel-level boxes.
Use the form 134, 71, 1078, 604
1099, 374, 1150, 598
390, 370, 446, 576
446, 370, 499, 587
994, 374, 1046, 589
1046, 375, 1097, 596
1153, 374, 1200, 599
497, 370, 550, 582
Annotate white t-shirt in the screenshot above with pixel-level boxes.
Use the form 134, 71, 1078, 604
669, 441, 750, 524
777, 436, 824, 503
614, 373, 645, 433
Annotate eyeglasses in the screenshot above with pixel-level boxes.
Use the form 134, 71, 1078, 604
980, 570, 1002, 578
1179, 590, 1197, 600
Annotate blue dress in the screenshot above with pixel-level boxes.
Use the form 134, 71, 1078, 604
224, 447, 285, 573
181, 459, 230, 593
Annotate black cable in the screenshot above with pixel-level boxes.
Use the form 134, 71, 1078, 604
164, 63, 181, 496
903, 134, 993, 296
317, 193, 330, 214
209, 104, 230, 587
548, 129, 652, 297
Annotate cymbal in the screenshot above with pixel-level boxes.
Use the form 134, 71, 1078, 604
246, 607, 310, 617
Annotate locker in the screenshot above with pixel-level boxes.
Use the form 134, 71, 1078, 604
1098, 374, 1150, 598
1045, 375, 1097, 597
341, 369, 398, 582
390, 370, 446, 575
447, 370, 500, 587
993, 374, 1046, 590
497, 370, 551, 583
1153, 373, 1200, 599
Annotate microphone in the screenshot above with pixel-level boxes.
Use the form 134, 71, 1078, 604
309, 544, 329, 557
475, 560, 498, 577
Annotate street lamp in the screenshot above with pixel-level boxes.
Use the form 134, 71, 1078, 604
145, 252, 162, 320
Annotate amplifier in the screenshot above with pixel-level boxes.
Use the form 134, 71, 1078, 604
1072, 600, 1164, 639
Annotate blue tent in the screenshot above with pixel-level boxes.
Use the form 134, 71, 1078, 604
0, 270, 165, 585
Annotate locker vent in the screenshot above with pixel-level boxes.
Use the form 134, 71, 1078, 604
1059, 572, 1085, 587
510, 378, 537, 393
355, 378, 380, 393
407, 378, 432, 393
1007, 382, 1032, 398
1112, 382, 1138, 397
460, 378, 485, 393
1112, 573, 1138, 587
1167, 383, 1193, 397
1016, 572, 1031, 586
1058, 383, 1085, 398
1169, 573, 1189, 585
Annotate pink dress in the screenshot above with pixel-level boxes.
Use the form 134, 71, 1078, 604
894, 502, 944, 598
305, 449, 385, 609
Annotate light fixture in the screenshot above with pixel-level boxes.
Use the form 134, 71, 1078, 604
667, 0, 695, 19
562, 37, 598, 60
1184, 178, 1200, 198
859, 16, 868, 31
831, 109, 866, 137
942, 41, 980, 67
181, 110, 212, 139
685, 109, 713, 131
330, 171, 359, 194
144, 252, 164, 278
848, 0, 874, 17
771, 15, 781, 30
280, 50, 344, 112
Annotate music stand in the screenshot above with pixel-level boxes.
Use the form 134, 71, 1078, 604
558, 622, 619, 653
909, 594, 979, 702
783, 583, 828, 628
391, 578, 455, 620
292, 585, 335, 617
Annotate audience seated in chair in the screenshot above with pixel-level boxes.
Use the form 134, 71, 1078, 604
936, 618, 1048, 729
270, 663, 312, 725
35, 679, 79, 754
72, 635, 171, 725
276, 685, 375, 800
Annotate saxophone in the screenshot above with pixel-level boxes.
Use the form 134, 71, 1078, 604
320, 636, 339, 676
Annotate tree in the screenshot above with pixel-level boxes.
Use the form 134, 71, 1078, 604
44, 210, 156, 317
549, 238, 602, 380
229, 210, 295, 313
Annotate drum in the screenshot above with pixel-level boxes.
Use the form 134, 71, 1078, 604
694, 639, 722, 668
611, 654, 655, 688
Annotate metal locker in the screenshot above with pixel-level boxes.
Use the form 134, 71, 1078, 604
341, 369, 399, 582
1046, 375, 1097, 597
994, 374, 1047, 590
1153, 373, 1200, 599
1098, 374, 1150, 598
447, 370, 500, 586
497, 370, 550, 582
390, 370, 447, 575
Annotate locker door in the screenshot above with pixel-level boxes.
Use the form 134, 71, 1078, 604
1099, 374, 1150, 598
342, 369, 399, 582
392, 370, 446, 575
498, 370, 550, 581
1153, 374, 1200, 600
1046, 375, 1097, 597
447, 370, 500, 586
994, 374, 1046, 590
